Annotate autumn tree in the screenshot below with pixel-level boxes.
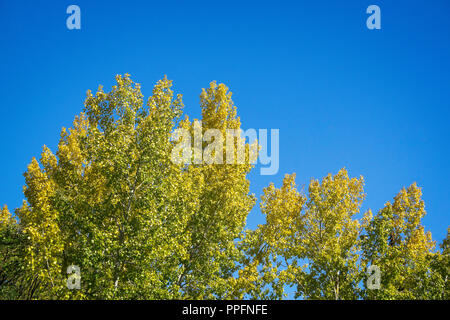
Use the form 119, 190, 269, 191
0, 205, 43, 299
174, 81, 256, 298
361, 183, 443, 299
6, 74, 256, 299
0, 74, 447, 300
232, 169, 371, 300
432, 228, 450, 299
233, 170, 447, 300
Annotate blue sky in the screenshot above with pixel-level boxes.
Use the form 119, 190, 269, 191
0, 0, 449, 244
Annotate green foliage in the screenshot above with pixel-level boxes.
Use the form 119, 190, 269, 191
361, 183, 441, 299
0, 206, 38, 299
233, 169, 370, 300
0, 75, 448, 299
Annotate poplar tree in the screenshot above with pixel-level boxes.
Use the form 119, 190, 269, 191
10, 75, 255, 299
0, 75, 447, 300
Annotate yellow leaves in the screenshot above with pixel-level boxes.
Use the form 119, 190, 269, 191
200, 81, 240, 132
40, 145, 57, 171
305, 168, 365, 236
4, 74, 444, 300
0, 205, 13, 225
57, 114, 89, 173
16, 145, 65, 297
12, 74, 256, 299
387, 182, 430, 246
363, 181, 438, 299
241, 168, 370, 299
260, 173, 305, 247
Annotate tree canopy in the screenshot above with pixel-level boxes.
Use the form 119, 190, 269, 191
1, 75, 448, 299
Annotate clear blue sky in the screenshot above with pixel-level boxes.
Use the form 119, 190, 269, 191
0, 0, 449, 244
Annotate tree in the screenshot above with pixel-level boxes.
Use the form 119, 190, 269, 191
232, 171, 447, 300
230, 173, 306, 299
0, 205, 37, 299
4, 74, 256, 299
429, 227, 450, 299
0, 74, 447, 300
233, 169, 371, 300
361, 183, 441, 299
174, 81, 256, 298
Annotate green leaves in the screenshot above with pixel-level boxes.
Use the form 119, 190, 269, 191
234, 169, 447, 300
362, 183, 442, 299
2, 75, 256, 299
0, 75, 447, 300
235, 169, 367, 300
